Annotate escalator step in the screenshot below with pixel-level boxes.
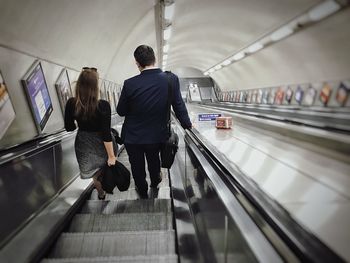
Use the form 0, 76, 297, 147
89, 187, 171, 201
80, 199, 172, 214
48, 230, 175, 258
41, 254, 178, 262
69, 213, 172, 232
129, 178, 169, 188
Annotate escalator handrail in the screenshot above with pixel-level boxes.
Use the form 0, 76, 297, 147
185, 127, 345, 262
0, 112, 122, 164
0, 128, 74, 165
203, 101, 350, 132
183, 130, 283, 263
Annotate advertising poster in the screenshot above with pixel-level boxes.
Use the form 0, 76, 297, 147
239, 91, 243, 102
251, 90, 257, 104
336, 82, 349, 106
285, 86, 293, 104
304, 86, 317, 106
112, 91, 118, 112
295, 86, 304, 105
22, 62, 53, 131
268, 89, 276, 104
262, 90, 269, 104
189, 83, 201, 102
55, 69, 72, 115
319, 83, 332, 106
230, 91, 234, 102
257, 89, 263, 104
0, 70, 16, 140
246, 91, 252, 103
236, 91, 239, 102
274, 87, 284, 105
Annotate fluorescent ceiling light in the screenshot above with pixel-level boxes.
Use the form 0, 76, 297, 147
214, 65, 222, 70
247, 42, 264, 53
164, 27, 172, 40
232, 52, 245, 61
163, 44, 169, 53
163, 54, 168, 60
308, 0, 340, 21
209, 68, 215, 73
270, 26, 294, 41
222, 59, 231, 66
164, 3, 175, 20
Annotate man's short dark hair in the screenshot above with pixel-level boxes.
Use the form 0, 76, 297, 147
134, 45, 156, 68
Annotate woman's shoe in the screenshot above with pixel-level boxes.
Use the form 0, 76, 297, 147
98, 192, 106, 200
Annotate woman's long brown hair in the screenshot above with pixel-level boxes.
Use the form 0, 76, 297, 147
74, 69, 99, 119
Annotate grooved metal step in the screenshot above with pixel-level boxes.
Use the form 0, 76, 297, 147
69, 213, 172, 232
128, 178, 169, 188
80, 199, 172, 214
215, 253, 253, 263
48, 231, 175, 258
41, 254, 178, 263
89, 187, 171, 201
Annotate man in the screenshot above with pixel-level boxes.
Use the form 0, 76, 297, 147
117, 45, 192, 198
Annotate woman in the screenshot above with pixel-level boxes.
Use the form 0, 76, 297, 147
64, 67, 117, 200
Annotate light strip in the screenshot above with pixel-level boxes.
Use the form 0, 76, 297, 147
222, 59, 232, 66
270, 26, 294, 41
308, 0, 340, 21
202, 0, 345, 76
163, 44, 170, 53
164, 3, 175, 20
247, 42, 264, 53
164, 27, 172, 41
232, 52, 245, 61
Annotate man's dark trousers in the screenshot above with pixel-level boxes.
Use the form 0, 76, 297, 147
125, 143, 162, 197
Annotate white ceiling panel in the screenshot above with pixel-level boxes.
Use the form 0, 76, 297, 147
168, 0, 320, 72
0, 0, 156, 82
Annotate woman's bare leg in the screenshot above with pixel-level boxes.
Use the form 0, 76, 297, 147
93, 171, 105, 198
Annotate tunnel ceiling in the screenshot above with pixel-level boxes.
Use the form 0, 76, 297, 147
0, 0, 321, 83
167, 0, 320, 72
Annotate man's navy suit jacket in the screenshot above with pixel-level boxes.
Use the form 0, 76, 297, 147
117, 68, 192, 144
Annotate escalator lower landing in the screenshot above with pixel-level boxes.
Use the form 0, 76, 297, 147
42, 150, 177, 263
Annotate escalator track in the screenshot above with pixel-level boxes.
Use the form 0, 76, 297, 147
41, 149, 178, 263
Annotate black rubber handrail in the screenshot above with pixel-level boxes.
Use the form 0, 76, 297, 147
202, 101, 350, 133
185, 127, 345, 262
0, 128, 75, 166
0, 112, 122, 164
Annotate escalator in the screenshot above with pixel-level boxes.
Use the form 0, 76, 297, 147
42, 149, 178, 262
0, 118, 346, 262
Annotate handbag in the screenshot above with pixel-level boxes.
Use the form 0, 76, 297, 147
160, 72, 179, 169
101, 160, 130, 194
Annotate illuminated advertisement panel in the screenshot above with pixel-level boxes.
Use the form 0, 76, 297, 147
285, 86, 293, 104
304, 86, 317, 106
319, 83, 332, 106
21, 61, 53, 132
336, 82, 349, 106
55, 68, 72, 115
0, 70, 16, 139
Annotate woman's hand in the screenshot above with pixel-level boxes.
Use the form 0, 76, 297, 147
107, 156, 117, 166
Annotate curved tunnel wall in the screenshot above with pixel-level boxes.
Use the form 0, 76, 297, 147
0, 0, 157, 148
211, 8, 350, 91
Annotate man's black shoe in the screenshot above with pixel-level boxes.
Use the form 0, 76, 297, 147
150, 173, 162, 188
149, 187, 159, 199
135, 188, 148, 199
